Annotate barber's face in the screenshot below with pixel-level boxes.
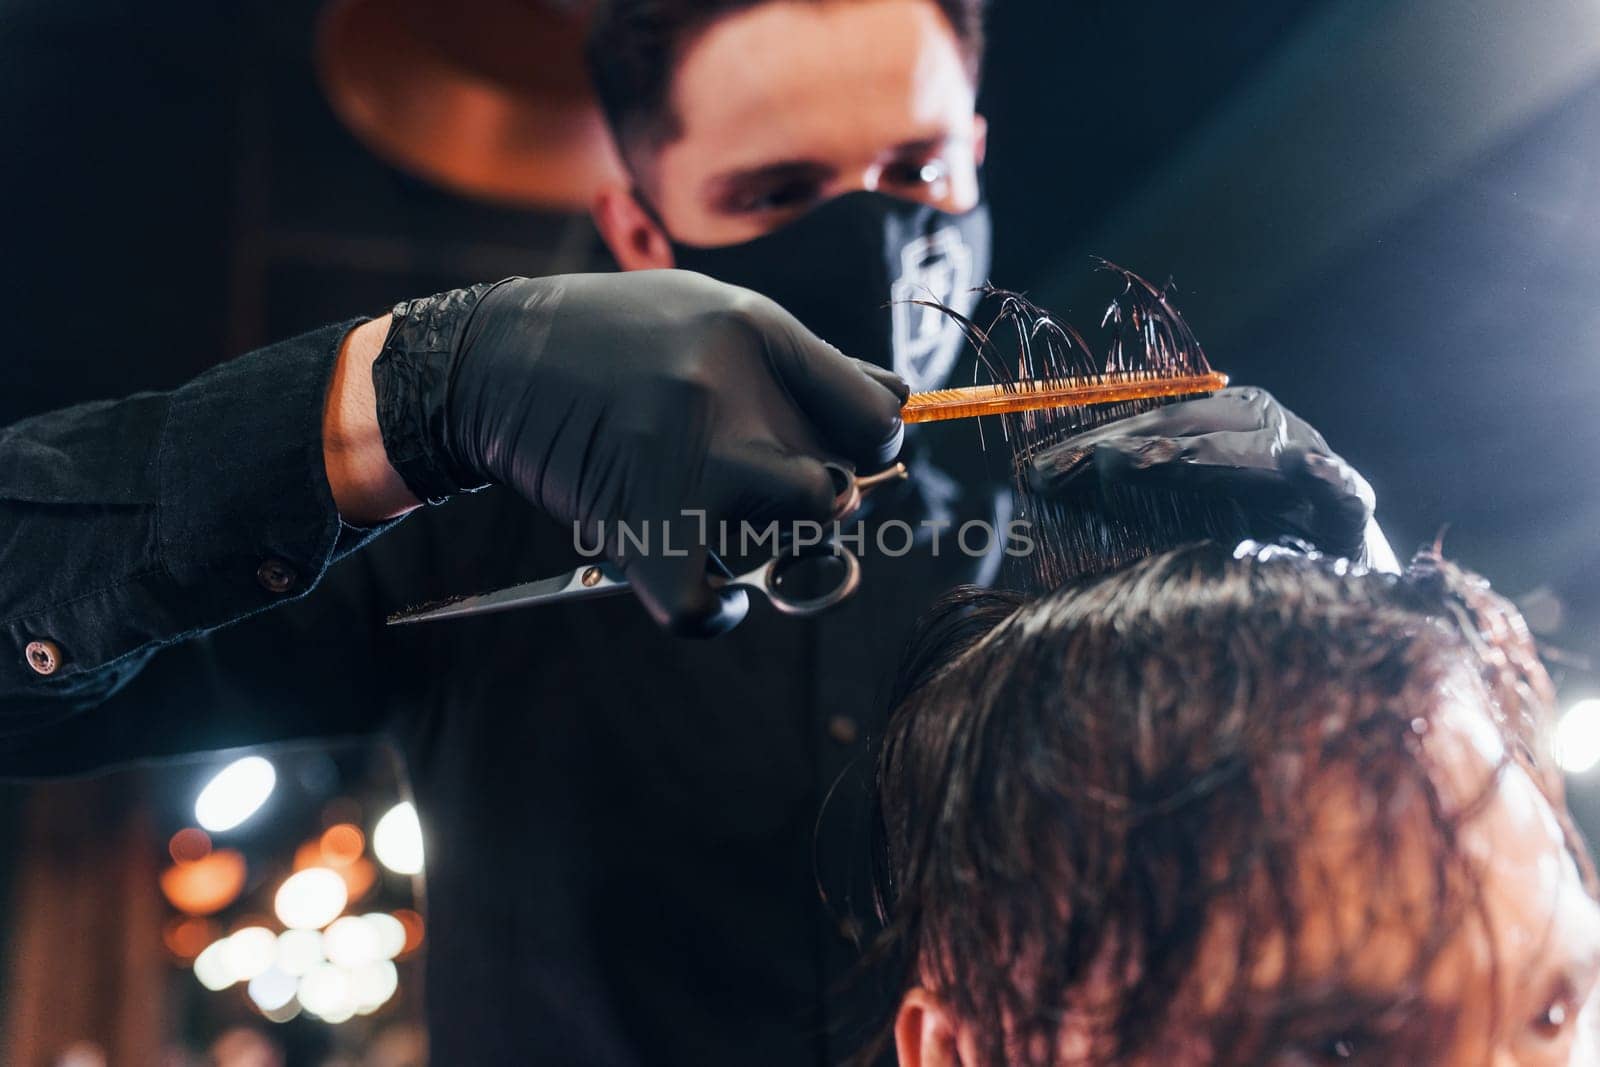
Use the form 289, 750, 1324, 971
594, 0, 984, 265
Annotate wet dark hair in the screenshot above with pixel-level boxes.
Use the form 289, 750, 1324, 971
586, 0, 986, 171
931, 270, 1255, 591
863, 544, 1597, 1066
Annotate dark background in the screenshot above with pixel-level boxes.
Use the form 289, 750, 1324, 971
4, 0, 1600, 1053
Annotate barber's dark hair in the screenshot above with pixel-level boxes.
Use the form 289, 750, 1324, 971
586, 0, 986, 170
861, 544, 1596, 1066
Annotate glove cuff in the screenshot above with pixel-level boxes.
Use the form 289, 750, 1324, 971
371, 283, 499, 505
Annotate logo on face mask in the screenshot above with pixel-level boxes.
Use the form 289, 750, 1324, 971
890, 226, 974, 392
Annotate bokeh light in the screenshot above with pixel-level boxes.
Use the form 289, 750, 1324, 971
372, 802, 424, 875
162, 915, 218, 961
193, 938, 234, 991
247, 966, 299, 1012
1555, 700, 1600, 777
294, 839, 327, 871
299, 962, 356, 1023
274, 868, 348, 930
223, 925, 278, 982
1558, 698, 1600, 776
323, 915, 379, 968
159, 848, 247, 916
168, 827, 212, 864
335, 857, 378, 903
276, 929, 325, 976
352, 959, 399, 1014
195, 756, 276, 832
296, 831, 377, 901
362, 912, 407, 960
392, 908, 425, 956
172, 787, 418, 1028
320, 823, 365, 866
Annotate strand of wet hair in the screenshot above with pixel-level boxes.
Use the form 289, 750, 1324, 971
919, 262, 1250, 589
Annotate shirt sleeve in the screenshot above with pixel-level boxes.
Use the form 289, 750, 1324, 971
0, 320, 390, 713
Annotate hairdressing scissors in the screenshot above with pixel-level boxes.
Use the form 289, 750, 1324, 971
385, 461, 909, 626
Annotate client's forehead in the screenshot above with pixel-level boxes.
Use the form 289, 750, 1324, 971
1210, 684, 1597, 1058
1421, 692, 1600, 1057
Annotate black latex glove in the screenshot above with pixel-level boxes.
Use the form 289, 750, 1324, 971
372, 271, 909, 636
1027, 386, 1397, 569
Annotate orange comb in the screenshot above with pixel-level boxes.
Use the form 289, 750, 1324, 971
901, 370, 1229, 425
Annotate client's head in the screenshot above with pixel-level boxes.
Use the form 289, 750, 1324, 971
871, 544, 1599, 1067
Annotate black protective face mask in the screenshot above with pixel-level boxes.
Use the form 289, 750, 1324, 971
654, 189, 992, 393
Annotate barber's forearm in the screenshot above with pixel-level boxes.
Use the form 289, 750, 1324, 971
324, 315, 423, 524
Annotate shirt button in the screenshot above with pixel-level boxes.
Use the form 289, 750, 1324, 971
826, 715, 859, 746
256, 559, 298, 594
24, 640, 62, 676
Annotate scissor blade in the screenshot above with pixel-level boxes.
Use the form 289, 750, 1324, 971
386, 564, 626, 626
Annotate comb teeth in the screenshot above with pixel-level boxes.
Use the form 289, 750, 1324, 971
922, 270, 1221, 449
915, 265, 1240, 590
902, 371, 1228, 425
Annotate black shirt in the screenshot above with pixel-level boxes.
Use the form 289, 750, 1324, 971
0, 320, 1007, 1066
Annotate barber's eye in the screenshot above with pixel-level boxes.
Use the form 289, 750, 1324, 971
884, 159, 948, 187
734, 181, 822, 215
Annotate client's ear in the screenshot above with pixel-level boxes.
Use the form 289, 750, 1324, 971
895, 988, 968, 1066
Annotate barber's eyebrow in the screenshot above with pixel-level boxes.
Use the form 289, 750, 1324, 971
703, 135, 960, 199
702, 160, 835, 201
887, 134, 955, 156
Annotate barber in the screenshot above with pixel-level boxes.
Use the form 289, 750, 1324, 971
0, 1, 1385, 1065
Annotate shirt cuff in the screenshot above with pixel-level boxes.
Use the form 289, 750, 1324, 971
2, 320, 370, 700
158, 319, 364, 601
